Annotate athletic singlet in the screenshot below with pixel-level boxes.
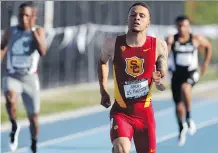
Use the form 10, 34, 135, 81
113, 35, 156, 108
169, 34, 198, 73
6, 26, 40, 75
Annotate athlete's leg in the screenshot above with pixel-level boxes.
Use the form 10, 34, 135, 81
181, 82, 192, 121
111, 114, 133, 153
5, 90, 18, 129
22, 91, 40, 153
3, 76, 22, 127
22, 74, 40, 153
181, 78, 197, 135
171, 78, 185, 132
176, 101, 186, 132
133, 106, 156, 153
113, 137, 131, 153
171, 77, 188, 146
2, 76, 22, 151
28, 113, 39, 153
182, 70, 199, 125
22, 92, 40, 139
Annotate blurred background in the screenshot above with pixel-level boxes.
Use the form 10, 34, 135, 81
1, 1, 217, 89
1, 1, 218, 153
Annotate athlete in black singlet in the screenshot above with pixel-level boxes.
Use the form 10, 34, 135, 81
167, 15, 212, 146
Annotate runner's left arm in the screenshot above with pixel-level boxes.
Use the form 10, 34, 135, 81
153, 39, 168, 91
32, 27, 47, 56
196, 35, 212, 76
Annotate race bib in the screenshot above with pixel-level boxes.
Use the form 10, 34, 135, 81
176, 54, 192, 66
123, 79, 149, 99
12, 56, 31, 68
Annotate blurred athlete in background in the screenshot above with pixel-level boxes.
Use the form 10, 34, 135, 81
166, 15, 212, 146
1, 2, 47, 153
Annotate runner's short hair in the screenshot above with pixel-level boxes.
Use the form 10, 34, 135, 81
175, 15, 190, 24
19, 1, 35, 9
128, 2, 151, 19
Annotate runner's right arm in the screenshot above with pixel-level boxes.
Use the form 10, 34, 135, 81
166, 35, 174, 53
1, 28, 9, 61
98, 36, 116, 108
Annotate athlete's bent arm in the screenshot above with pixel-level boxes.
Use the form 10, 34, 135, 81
33, 27, 47, 56
153, 39, 168, 91
98, 37, 116, 108
1, 28, 9, 61
195, 35, 212, 76
166, 35, 174, 53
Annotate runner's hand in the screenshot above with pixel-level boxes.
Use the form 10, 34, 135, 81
152, 66, 166, 91
100, 90, 111, 108
200, 64, 207, 76
30, 9, 37, 28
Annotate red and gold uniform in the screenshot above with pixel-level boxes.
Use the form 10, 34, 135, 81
110, 34, 157, 153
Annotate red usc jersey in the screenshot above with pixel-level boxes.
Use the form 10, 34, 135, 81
113, 34, 156, 108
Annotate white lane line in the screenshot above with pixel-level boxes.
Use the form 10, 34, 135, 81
3, 125, 110, 153
4, 116, 218, 153
156, 117, 218, 143
2, 80, 217, 132
3, 100, 218, 153
130, 117, 218, 152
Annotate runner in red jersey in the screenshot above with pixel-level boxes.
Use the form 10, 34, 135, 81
98, 2, 168, 153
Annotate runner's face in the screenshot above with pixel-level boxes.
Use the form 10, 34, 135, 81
177, 19, 190, 36
128, 6, 150, 32
18, 6, 34, 29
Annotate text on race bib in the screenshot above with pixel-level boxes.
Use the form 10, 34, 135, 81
176, 54, 193, 66
12, 56, 31, 68
124, 79, 149, 99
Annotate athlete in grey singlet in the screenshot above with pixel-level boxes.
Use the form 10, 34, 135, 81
1, 2, 47, 153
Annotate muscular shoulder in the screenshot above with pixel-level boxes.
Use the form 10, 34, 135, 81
192, 34, 202, 42
100, 36, 117, 63
155, 38, 168, 72
192, 34, 211, 48
104, 36, 117, 48
156, 38, 168, 57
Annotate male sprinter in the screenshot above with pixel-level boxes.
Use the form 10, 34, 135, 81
98, 2, 168, 153
1, 2, 47, 152
167, 15, 212, 146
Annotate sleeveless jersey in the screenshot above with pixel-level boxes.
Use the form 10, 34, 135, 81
169, 34, 198, 73
113, 35, 156, 108
6, 26, 40, 75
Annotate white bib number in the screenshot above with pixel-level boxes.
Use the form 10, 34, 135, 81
124, 80, 149, 99
176, 54, 192, 66
12, 56, 31, 68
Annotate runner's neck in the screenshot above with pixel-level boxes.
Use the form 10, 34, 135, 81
126, 31, 147, 47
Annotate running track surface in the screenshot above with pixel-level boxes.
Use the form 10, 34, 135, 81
1, 96, 218, 153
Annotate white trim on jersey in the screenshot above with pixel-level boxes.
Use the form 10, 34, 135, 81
29, 51, 40, 74
188, 49, 199, 71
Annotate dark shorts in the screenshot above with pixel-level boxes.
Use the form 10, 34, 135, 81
171, 70, 199, 104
